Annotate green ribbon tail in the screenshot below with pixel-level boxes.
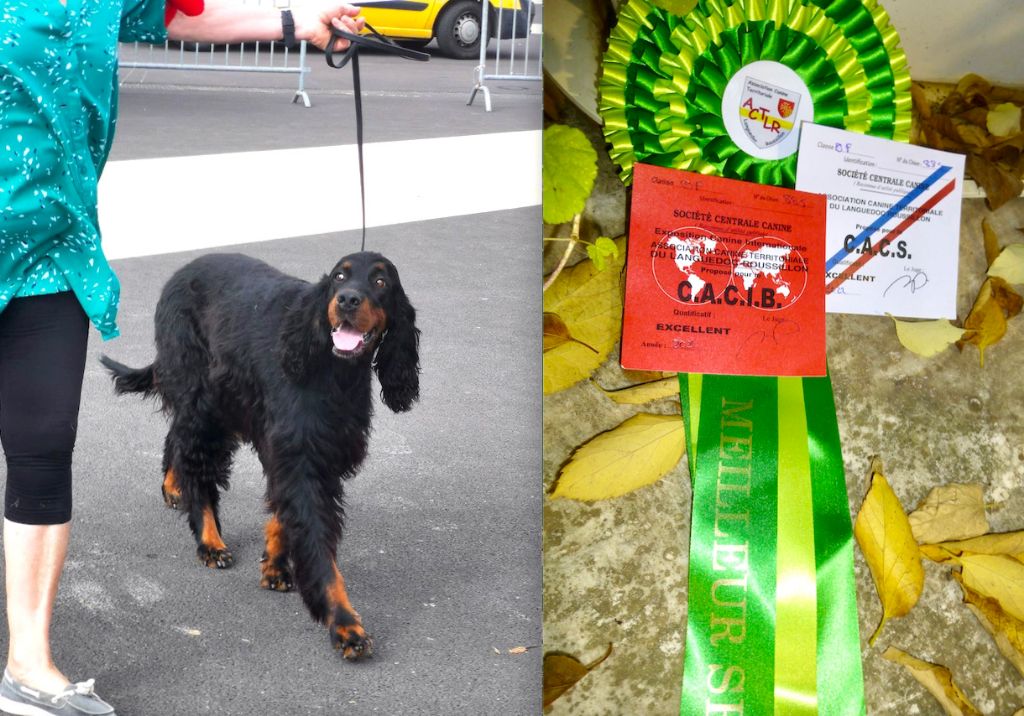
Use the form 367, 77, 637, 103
804, 373, 866, 716
681, 374, 779, 715
678, 372, 864, 715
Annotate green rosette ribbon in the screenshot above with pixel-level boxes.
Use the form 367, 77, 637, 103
599, 0, 910, 186
598, 1, 912, 714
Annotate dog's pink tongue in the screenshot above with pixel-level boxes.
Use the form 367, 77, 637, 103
332, 326, 363, 352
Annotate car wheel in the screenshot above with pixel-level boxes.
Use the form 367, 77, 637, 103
435, 0, 482, 60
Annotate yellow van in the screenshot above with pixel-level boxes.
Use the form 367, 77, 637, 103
360, 0, 533, 60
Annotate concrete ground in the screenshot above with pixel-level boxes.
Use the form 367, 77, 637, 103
543, 108, 1024, 714
0, 38, 542, 716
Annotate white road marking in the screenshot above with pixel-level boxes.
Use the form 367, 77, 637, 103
98, 130, 541, 260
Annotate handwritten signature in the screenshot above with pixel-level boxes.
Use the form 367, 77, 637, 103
884, 269, 929, 298
740, 319, 800, 355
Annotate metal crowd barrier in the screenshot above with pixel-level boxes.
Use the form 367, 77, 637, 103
468, 0, 543, 111
118, 1, 312, 107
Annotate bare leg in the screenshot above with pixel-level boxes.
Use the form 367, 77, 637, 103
3, 518, 72, 693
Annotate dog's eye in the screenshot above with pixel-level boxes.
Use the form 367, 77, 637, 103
334, 272, 345, 282
375, 278, 387, 288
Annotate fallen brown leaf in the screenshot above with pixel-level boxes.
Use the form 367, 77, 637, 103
543, 312, 596, 354
966, 154, 1023, 211
882, 647, 982, 716
542, 643, 612, 708
958, 276, 1024, 365
915, 75, 1024, 209
543, 312, 571, 352
911, 83, 932, 120
957, 74, 992, 107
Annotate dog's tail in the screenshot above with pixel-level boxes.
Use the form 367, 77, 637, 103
99, 355, 157, 397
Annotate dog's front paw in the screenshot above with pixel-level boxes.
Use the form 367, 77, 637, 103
197, 544, 234, 569
330, 610, 373, 661
259, 560, 294, 592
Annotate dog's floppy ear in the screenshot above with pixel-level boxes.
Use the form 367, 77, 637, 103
374, 268, 419, 412
279, 277, 332, 383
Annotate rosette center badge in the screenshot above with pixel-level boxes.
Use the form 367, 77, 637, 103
723, 61, 811, 159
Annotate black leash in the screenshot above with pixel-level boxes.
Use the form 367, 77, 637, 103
324, 16, 429, 251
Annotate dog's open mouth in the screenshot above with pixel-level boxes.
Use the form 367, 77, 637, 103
331, 323, 375, 358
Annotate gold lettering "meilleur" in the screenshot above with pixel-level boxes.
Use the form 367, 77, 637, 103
706, 398, 754, 715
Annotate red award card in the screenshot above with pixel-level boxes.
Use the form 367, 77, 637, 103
621, 164, 826, 376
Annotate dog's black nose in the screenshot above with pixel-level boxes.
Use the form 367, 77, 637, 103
337, 290, 363, 311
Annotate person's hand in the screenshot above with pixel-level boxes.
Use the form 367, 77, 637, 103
293, 3, 365, 52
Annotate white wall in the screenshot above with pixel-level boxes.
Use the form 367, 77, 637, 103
887, 0, 1024, 86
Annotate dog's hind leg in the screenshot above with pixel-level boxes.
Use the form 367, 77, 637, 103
259, 513, 293, 591
170, 416, 237, 569
160, 432, 184, 510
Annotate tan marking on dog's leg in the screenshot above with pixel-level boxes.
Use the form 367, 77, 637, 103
162, 468, 182, 508
260, 515, 292, 591
200, 506, 227, 551
327, 564, 371, 660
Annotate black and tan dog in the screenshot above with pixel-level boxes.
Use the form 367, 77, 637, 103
101, 252, 419, 660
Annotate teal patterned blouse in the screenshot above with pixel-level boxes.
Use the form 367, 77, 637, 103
0, 0, 166, 339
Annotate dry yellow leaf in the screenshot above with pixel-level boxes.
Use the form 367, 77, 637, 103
549, 413, 685, 501
543, 238, 625, 394
891, 317, 966, 358
907, 483, 990, 544
988, 102, 1022, 137
958, 276, 1024, 366
955, 573, 1024, 679
854, 459, 925, 645
881, 647, 982, 716
983, 218, 1002, 267
989, 244, 1024, 285
958, 553, 1024, 623
598, 377, 681, 405
921, 531, 1024, 564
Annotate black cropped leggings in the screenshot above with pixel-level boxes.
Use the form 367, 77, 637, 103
0, 292, 89, 525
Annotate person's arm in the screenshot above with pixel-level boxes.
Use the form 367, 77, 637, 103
166, 0, 364, 51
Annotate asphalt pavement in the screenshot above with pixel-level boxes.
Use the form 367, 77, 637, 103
0, 37, 541, 716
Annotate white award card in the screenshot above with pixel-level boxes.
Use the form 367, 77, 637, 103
795, 123, 966, 319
